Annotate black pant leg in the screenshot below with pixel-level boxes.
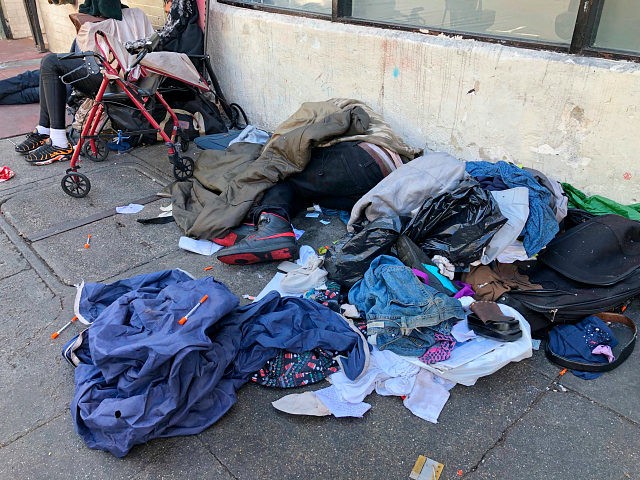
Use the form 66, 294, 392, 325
287, 141, 384, 211
39, 53, 102, 129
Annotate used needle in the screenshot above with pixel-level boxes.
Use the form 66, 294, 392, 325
178, 294, 209, 325
51, 315, 78, 339
84, 234, 92, 249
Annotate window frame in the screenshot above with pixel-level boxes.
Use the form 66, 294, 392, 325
218, 0, 639, 62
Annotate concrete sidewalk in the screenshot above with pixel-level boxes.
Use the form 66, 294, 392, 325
0, 138, 638, 480
0, 38, 46, 139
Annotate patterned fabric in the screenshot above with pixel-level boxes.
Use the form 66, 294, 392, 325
303, 281, 343, 312
251, 349, 339, 388
418, 333, 457, 365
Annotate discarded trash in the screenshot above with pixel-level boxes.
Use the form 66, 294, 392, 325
116, 203, 144, 214
319, 219, 331, 225
557, 384, 567, 392
203, 266, 214, 271
242, 294, 255, 301
318, 245, 330, 255
409, 455, 444, 479
305, 212, 320, 218
531, 339, 541, 350
178, 236, 222, 256
559, 368, 568, 376
293, 228, 305, 240
84, 234, 92, 249
0, 165, 15, 182
457, 470, 463, 477
178, 295, 208, 325
51, 315, 78, 339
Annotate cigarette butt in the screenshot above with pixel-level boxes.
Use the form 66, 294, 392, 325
203, 266, 214, 271
84, 234, 92, 249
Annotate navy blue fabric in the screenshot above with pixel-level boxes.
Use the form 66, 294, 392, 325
67, 271, 369, 457
547, 315, 618, 380
230, 291, 369, 382
77, 269, 194, 324
72, 275, 242, 457
465, 161, 558, 256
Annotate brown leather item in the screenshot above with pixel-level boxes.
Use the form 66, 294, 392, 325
469, 300, 515, 324
69, 13, 106, 33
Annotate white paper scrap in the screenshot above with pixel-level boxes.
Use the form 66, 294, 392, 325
305, 212, 320, 218
178, 236, 223, 256
116, 203, 144, 214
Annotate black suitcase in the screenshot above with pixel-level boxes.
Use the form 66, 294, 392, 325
499, 263, 640, 335
500, 214, 640, 336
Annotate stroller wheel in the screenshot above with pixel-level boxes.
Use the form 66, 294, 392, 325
61, 172, 91, 198
82, 138, 109, 162
173, 156, 194, 181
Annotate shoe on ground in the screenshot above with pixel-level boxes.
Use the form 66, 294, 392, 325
15, 131, 50, 154
216, 212, 298, 265
25, 142, 74, 166
212, 222, 256, 247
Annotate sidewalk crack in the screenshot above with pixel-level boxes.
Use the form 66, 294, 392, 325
197, 437, 240, 480
0, 410, 67, 449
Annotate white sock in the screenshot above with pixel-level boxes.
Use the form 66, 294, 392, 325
49, 128, 69, 148
36, 125, 50, 135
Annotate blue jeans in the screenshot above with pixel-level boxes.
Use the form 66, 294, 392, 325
0, 70, 39, 105
349, 255, 465, 355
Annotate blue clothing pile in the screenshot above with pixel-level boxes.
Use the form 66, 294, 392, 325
68, 270, 368, 457
349, 256, 464, 356
465, 160, 558, 256
547, 315, 618, 380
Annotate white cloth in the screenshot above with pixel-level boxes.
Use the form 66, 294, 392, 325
315, 387, 371, 418
228, 125, 271, 146
271, 391, 331, 416
481, 187, 530, 264
403, 370, 453, 423
280, 250, 328, 294
406, 304, 533, 386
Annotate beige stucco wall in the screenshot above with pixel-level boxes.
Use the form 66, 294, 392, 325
207, 3, 640, 204
2, 0, 32, 38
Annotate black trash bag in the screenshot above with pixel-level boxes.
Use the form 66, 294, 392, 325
403, 178, 507, 267
324, 216, 401, 289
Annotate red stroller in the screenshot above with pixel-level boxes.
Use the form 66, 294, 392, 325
58, 31, 213, 198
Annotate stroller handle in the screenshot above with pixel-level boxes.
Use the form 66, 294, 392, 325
128, 32, 160, 72
58, 51, 104, 86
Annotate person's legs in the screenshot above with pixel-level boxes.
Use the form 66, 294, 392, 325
0, 87, 39, 105
215, 142, 385, 265
23, 54, 102, 164
0, 70, 40, 104
216, 183, 299, 265
287, 141, 384, 211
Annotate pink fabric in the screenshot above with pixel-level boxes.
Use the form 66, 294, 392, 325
592, 345, 615, 363
0, 166, 15, 182
196, 0, 206, 31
